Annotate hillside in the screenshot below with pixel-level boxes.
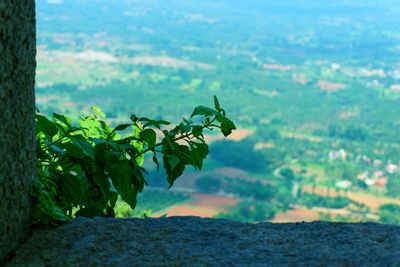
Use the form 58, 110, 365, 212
34, 0, 400, 224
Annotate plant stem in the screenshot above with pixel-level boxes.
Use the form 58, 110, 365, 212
135, 116, 217, 159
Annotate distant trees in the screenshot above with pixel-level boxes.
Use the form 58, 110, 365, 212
378, 204, 400, 225
224, 179, 277, 201
210, 140, 266, 172
300, 193, 350, 209
195, 176, 223, 193
386, 174, 400, 198
325, 162, 358, 183
280, 168, 295, 180
217, 201, 277, 222
328, 125, 369, 141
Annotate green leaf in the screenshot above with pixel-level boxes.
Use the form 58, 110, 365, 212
92, 169, 112, 200
219, 117, 236, 137
130, 114, 139, 122
75, 207, 104, 218
94, 142, 108, 167
166, 154, 180, 170
114, 124, 132, 132
133, 166, 146, 192
104, 150, 121, 167
99, 120, 109, 132
36, 140, 49, 160
59, 173, 83, 205
192, 125, 203, 138
136, 153, 145, 166
62, 142, 84, 158
178, 122, 191, 133
161, 135, 174, 151
140, 128, 157, 148
183, 117, 192, 125
213, 95, 221, 111
139, 117, 171, 129
80, 118, 104, 138
108, 191, 118, 208
152, 153, 160, 171
108, 160, 138, 209
190, 106, 218, 118
163, 154, 185, 188
36, 114, 58, 138
70, 135, 95, 158
176, 145, 193, 163
105, 206, 115, 218
53, 113, 72, 128
189, 142, 209, 170
91, 106, 106, 118
65, 126, 87, 135
48, 144, 65, 156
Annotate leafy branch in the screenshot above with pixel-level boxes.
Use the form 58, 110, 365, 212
32, 96, 236, 225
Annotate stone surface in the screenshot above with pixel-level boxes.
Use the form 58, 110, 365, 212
7, 217, 400, 266
0, 0, 36, 262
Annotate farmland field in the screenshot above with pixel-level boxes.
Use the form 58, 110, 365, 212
153, 194, 239, 218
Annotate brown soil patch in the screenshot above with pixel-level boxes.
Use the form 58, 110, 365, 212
227, 129, 254, 141
318, 81, 347, 91
263, 64, 295, 71
153, 194, 239, 218
62, 58, 78, 65
272, 205, 377, 223
122, 56, 214, 70
271, 209, 320, 223
359, 68, 385, 77
255, 143, 275, 150
204, 128, 254, 143
38, 49, 118, 64
391, 84, 400, 92
293, 73, 308, 85
194, 194, 239, 207
339, 111, 359, 120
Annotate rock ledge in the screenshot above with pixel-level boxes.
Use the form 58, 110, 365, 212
7, 217, 400, 266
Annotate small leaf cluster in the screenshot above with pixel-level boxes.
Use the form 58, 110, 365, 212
32, 96, 235, 224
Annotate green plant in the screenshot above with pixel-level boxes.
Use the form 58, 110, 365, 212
32, 96, 235, 225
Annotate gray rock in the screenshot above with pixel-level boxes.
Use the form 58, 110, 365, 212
7, 217, 400, 267
0, 0, 36, 262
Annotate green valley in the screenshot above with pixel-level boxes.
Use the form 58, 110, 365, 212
35, 0, 400, 224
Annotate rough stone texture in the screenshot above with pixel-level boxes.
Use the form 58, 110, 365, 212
0, 0, 36, 262
7, 217, 400, 266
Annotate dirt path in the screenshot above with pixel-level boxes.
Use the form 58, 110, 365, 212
271, 208, 321, 223
153, 194, 239, 218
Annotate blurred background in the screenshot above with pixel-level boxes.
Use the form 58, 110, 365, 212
36, 0, 400, 224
